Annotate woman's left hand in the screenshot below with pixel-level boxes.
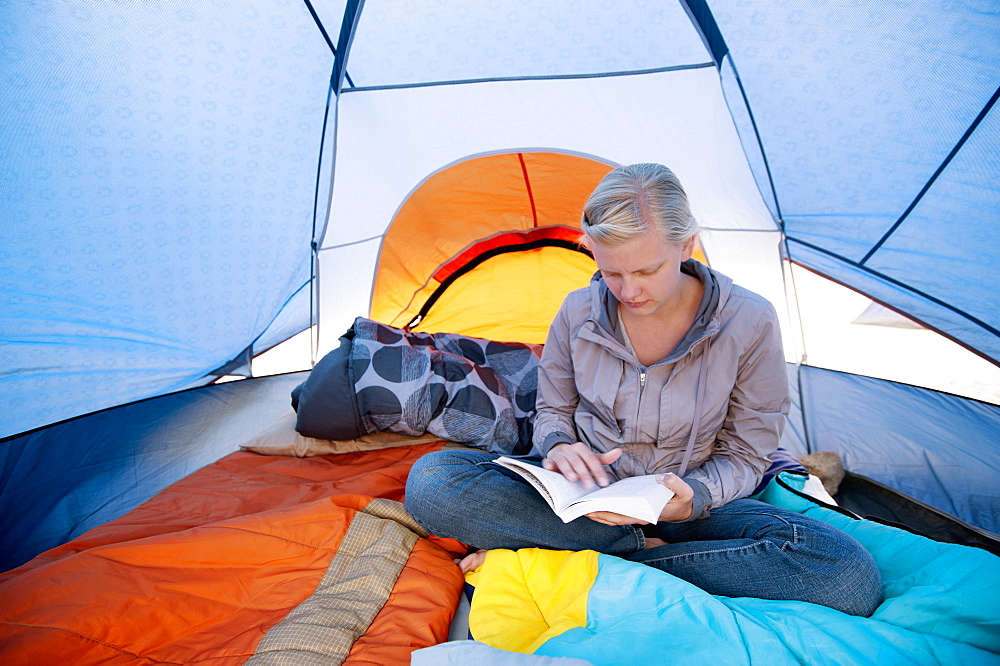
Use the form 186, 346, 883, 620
656, 473, 694, 522
586, 473, 695, 525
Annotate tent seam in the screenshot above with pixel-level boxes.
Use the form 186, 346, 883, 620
724, 57, 785, 230
518, 153, 539, 228
301, 0, 336, 56
339, 62, 716, 93
787, 238, 1000, 340
247, 279, 312, 361
678, 0, 729, 66
860, 85, 1000, 265
332, 0, 364, 95
323, 234, 384, 250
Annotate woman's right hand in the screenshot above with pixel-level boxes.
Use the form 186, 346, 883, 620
543, 442, 622, 489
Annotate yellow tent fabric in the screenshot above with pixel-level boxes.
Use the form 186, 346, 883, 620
370, 152, 613, 336
414, 247, 597, 344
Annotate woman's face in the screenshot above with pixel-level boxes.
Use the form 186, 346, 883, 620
588, 227, 695, 318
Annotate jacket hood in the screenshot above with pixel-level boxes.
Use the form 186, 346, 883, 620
587, 259, 728, 362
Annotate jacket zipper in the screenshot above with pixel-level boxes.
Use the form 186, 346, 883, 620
633, 369, 647, 441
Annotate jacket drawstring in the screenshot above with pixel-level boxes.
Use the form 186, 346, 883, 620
676, 341, 711, 477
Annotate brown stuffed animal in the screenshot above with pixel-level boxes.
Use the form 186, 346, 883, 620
796, 451, 846, 496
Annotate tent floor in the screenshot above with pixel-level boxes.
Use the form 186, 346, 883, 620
836, 472, 1000, 557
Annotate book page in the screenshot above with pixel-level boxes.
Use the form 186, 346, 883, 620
494, 457, 594, 508
494, 457, 675, 523
561, 475, 674, 523
566, 475, 669, 504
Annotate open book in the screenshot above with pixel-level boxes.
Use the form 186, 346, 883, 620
494, 456, 675, 524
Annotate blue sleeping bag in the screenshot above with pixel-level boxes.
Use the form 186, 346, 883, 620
464, 472, 1000, 665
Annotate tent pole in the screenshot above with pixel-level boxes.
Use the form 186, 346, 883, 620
781, 244, 813, 455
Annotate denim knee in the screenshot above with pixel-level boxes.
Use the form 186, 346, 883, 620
404, 450, 455, 528
783, 516, 884, 617
635, 502, 884, 617
737, 504, 884, 617
404, 449, 495, 534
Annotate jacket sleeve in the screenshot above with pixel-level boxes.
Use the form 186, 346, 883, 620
531, 298, 581, 457
684, 301, 790, 517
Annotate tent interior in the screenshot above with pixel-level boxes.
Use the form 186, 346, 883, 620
2, 1, 999, 661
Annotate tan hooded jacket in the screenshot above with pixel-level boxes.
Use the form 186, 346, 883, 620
532, 260, 790, 519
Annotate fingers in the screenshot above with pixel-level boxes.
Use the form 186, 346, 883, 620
586, 513, 617, 526
656, 472, 694, 501
458, 549, 488, 574
586, 511, 647, 526
654, 473, 695, 522
597, 448, 623, 465
546, 443, 619, 488
546, 443, 587, 485
584, 453, 613, 487
570, 449, 608, 488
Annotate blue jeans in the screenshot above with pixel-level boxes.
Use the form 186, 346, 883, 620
405, 449, 883, 617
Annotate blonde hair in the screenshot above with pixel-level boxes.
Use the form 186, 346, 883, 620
582, 163, 700, 246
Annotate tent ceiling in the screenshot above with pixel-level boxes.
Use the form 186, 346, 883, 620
344, 0, 711, 88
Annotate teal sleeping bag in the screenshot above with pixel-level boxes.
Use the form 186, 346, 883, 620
466, 472, 1000, 665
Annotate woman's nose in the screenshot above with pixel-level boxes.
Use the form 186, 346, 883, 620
620, 278, 640, 300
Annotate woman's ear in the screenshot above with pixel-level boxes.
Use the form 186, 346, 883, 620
681, 236, 697, 261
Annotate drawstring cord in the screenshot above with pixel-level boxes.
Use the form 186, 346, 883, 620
676, 340, 711, 478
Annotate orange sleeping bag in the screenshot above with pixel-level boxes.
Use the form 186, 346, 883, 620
0, 443, 466, 664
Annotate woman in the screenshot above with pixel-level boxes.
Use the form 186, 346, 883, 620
405, 164, 882, 616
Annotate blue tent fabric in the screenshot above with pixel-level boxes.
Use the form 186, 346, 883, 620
0, 2, 332, 437
709, 4, 1000, 362
344, 0, 712, 86
797, 365, 1000, 534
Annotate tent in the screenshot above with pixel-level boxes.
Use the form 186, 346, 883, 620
2, 0, 998, 577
